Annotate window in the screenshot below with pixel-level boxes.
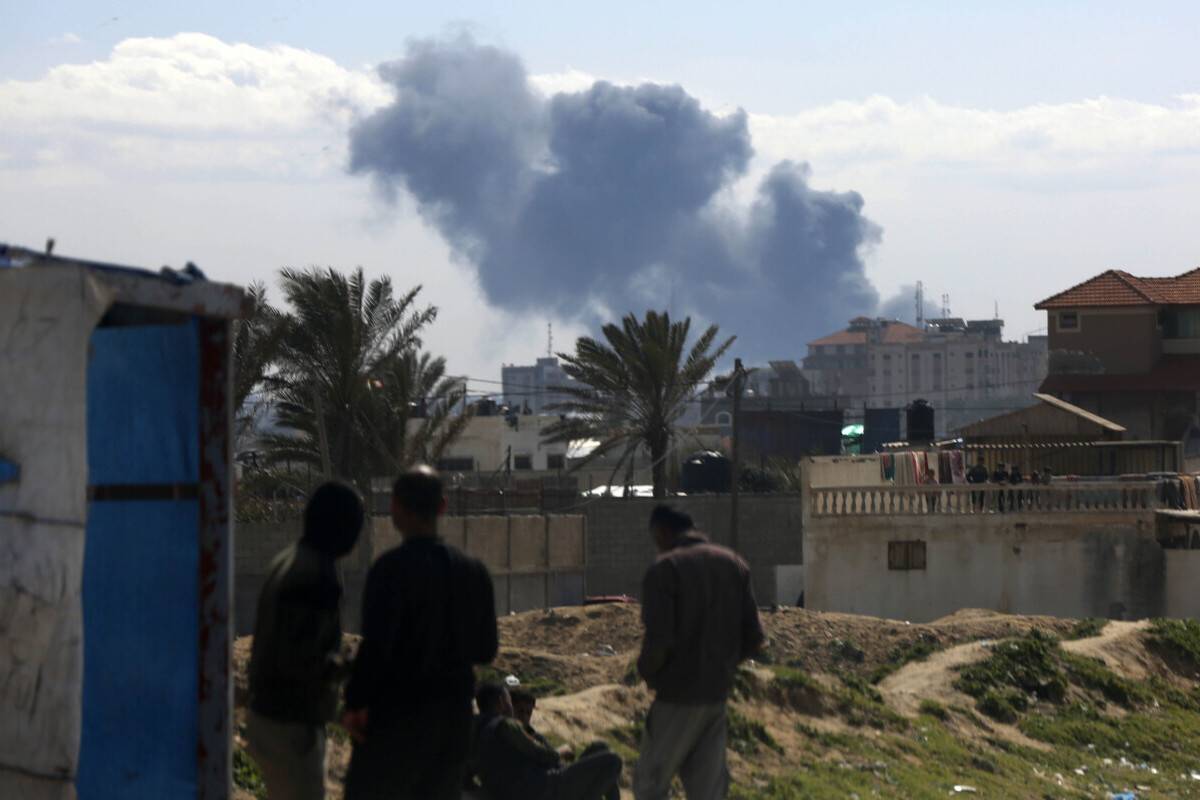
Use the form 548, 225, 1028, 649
547, 453, 565, 470
965, 352, 974, 359
716, 411, 733, 426
1058, 311, 1079, 331
437, 456, 474, 472
1164, 309, 1200, 339
888, 541, 927, 571
513, 454, 533, 470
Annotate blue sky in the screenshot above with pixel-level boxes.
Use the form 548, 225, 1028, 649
8, 1, 1199, 109
4, 2, 1200, 376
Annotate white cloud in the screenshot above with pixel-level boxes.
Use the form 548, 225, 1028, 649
48, 33, 82, 46
749, 94, 1200, 181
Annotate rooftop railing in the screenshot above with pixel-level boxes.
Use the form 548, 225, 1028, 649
809, 482, 1163, 516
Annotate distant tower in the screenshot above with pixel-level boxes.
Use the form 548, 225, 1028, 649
941, 293, 951, 318
915, 281, 925, 328
547, 322, 553, 358
994, 300, 999, 320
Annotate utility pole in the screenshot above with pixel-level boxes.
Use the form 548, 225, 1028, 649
727, 358, 748, 554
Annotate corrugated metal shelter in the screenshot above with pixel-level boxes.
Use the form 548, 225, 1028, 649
957, 393, 1127, 443
0, 245, 245, 799
953, 394, 1194, 475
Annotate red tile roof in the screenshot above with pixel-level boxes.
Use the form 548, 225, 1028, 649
808, 330, 867, 346
807, 320, 925, 347
881, 322, 925, 344
1036, 268, 1200, 310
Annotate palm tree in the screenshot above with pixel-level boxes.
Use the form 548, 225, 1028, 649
262, 266, 454, 490
542, 310, 734, 498
232, 281, 285, 444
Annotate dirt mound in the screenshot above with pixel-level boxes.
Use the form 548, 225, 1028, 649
498, 603, 643, 656
1061, 619, 1154, 680
755, 606, 1078, 680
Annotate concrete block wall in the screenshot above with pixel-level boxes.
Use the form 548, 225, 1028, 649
236, 514, 586, 633
582, 494, 803, 605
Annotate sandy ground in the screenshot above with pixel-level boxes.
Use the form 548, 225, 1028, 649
232, 605, 1132, 799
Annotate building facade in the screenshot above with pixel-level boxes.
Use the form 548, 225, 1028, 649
501, 357, 583, 414
417, 413, 569, 475
803, 317, 1048, 435
1036, 268, 1200, 440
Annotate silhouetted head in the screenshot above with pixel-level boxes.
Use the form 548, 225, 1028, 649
391, 465, 446, 539
510, 688, 536, 726
476, 682, 512, 717
301, 481, 364, 558
649, 504, 694, 553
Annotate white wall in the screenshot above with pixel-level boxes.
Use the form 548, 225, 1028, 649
805, 512, 1166, 622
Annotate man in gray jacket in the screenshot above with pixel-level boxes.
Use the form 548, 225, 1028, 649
245, 481, 364, 800
634, 505, 765, 800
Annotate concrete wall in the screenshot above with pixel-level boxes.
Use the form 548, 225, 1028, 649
805, 512, 1169, 622
1166, 551, 1200, 619
236, 514, 586, 634
582, 494, 802, 606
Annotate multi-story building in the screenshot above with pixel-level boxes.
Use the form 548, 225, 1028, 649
1036, 268, 1200, 440
501, 357, 583, 414
413, 413, 569, 475
803, 317, 1048, 435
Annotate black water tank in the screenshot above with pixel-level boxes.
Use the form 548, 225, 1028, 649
907, 399, 935, 444
681, 451, 732, 493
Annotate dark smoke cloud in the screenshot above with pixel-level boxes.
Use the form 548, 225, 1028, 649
350, 36, 883, 358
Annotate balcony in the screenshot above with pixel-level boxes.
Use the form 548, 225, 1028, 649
809, 482, 1162, 516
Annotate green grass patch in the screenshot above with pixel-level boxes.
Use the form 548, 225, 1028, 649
918, 699, 949, 721
833, 676, 908, 731
1060, 651, 1149, 708
868, 637, 941, 684
233, 746, 267, 800
954, 632, 1067, 720
1150, 618, 1200, 674
1064, 617, 1107, 640
829, 637, 865, 664
728, 707, 783, 755
621, 659, 641, 686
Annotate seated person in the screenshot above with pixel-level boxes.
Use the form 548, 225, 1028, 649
474, 683, 621, 800
510, 689, 614, 764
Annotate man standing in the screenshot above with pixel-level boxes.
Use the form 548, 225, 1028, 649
342, 466, 499, 800
634, 505, 765, 800
245, 480, 365, 800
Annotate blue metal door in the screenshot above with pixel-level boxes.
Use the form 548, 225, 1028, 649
79, 321, 201, 798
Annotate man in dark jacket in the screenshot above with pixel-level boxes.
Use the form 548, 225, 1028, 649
342, 466, 499, 800
474, 683, 621, 800
245, 480, 364, 800
634, 505, 765, 800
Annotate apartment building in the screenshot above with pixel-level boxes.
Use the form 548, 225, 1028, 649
803, 317, 1047, 433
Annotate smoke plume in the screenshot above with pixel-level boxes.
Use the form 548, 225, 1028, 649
350, 36, 883, 358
